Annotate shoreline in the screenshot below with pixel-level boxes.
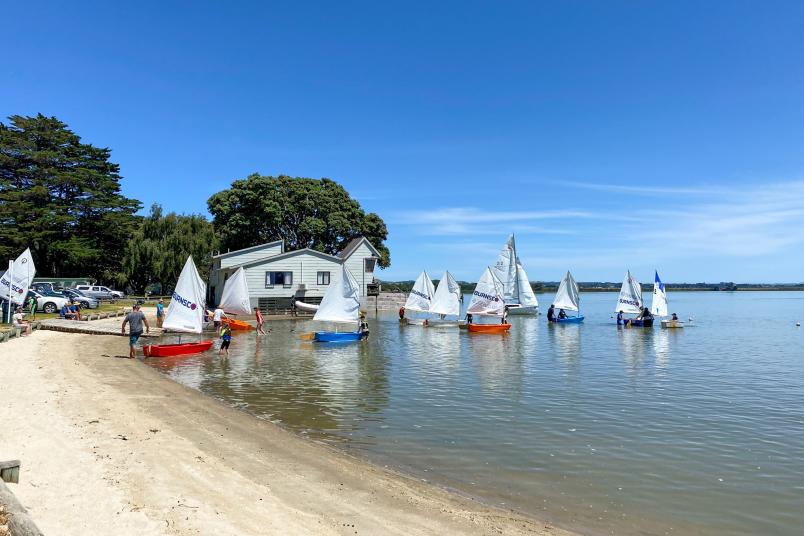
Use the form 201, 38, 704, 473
0, 329, 574, 535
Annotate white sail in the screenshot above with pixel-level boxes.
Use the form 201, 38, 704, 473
492, 234, 517, 302
515, 260, 539, 308
163, 256, 207, 333
404, 270, 436, 313
0, 248, 36, 305
651, 270, 668, 317
615, 270, 643, 314
430, 271, 461, 316
218, 267, 252, 315
553, 271, 580, 312
313, 264, 361, 323
467, 267, 506, 317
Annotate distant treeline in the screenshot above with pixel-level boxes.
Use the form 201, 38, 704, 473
380, 280, 804, 293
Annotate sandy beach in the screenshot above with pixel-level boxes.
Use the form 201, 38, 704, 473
0, 327, 573, 536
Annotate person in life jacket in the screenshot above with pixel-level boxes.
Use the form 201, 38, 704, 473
617, 310, 624, 325
398, 306, 405, 320
547, 304, 556, 322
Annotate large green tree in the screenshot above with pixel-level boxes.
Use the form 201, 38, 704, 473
0, 114, 141, 282
121, 204, 218, 294
207, 174, 391, 267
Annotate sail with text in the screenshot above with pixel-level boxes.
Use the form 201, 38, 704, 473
0, 248, 36, 305
404, 271, 436, 313
615, 270, 643, 314
467, 267, 506, 317
163, 256, 207, 333
650, 270, 668, 317
492, 234, 517, 302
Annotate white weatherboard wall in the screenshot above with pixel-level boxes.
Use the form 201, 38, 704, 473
342, 241, 377, 297
215, 251, 342, 307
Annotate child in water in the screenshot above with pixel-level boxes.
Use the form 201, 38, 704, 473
219, 324, 232, 357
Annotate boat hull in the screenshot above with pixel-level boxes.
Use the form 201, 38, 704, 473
468, 323, 512, 334
552, 315, 585, 324
404, 318, 428, 326
661, 319, 685, 329
428, 319, 465, 328
143, 340, 214, 357
222, 318, 253, 330
294, 300, 319, 313
314, 331, 363, 342
621, 318, 654, 327
506, 305, 538, 315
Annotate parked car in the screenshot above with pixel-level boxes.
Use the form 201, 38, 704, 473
31, 282, 64, 294
61, 288, 100, 309
74, 285, 115, 300
26, 290, 70, 314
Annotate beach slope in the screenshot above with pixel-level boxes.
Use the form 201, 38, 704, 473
0, 331, 572, 536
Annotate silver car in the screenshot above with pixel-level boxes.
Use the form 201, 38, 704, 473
62, 288, 100, 309
74, 285, 114, 300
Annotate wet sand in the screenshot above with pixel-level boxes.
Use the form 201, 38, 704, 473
0, 329, 574, 535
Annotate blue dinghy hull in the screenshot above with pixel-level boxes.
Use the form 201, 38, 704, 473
554, 315, 584, 324
314, 331, 362, 342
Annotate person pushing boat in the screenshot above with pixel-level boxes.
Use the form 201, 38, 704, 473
122, 304, 150, 359
547, 304, 555, 322
617, 310, 624, 326
358, 312, 370, 340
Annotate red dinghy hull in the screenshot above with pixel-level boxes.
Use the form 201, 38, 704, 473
467, 323, 512, 334
143, 340, 214, 357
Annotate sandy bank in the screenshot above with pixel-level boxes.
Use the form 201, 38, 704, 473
0, 330, 574, 535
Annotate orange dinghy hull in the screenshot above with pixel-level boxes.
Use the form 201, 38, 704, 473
467, 323, 512, 334
222, 318, 253, 330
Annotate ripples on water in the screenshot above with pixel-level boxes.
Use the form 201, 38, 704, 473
147, 292, 804, 535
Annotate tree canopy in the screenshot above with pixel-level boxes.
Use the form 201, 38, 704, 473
0, 114, 141, 282
207, 174, 390, 267
121, 204, 218, 294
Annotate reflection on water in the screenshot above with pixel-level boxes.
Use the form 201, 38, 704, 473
146, 292, 804, 536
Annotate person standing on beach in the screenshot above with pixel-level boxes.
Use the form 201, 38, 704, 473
219, 323, 232, 357
27, 294, 37, 320
122, 304, 150, 359
254, 306, 266, 335
156, 298, 164, 328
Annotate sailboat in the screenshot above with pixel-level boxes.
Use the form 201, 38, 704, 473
218, 267, 254, 330
402, 270, 436, 325
144, 256, 214, 357
466, 267, 511, 333
312, 264, 365, 342
653, 271, 684, 328
615, 270, 653, 327
428, 271, 464, 327
550, 271, 584, 323
492, 234, 538, 315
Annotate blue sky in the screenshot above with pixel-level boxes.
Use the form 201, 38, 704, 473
3, 1, 804, 282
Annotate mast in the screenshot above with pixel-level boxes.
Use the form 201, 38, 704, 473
511, 233, 520, 304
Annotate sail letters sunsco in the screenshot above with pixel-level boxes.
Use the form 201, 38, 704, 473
172, 291, 197, 310
473, 290, 499, 302
618, 297, 640, 307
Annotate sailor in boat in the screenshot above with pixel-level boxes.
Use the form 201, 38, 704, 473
637, 307, 654, 323
558, 308, 567, 320
466, 313, 473, 325
547, 304, 555, 322
358, 312, 370, 340
671, 312, 679, 321
617, 310, 624, 326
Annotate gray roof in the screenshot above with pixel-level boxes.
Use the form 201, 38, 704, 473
339, 237, 380, 259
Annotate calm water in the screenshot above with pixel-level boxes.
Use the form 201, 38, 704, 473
146, 292, 804, 535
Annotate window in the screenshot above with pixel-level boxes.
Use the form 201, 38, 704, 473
364, 258, 376, 273
265, 271, 293, 288
317, 271, 331, 285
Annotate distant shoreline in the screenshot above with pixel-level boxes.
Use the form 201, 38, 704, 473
381, 282, 804, 293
